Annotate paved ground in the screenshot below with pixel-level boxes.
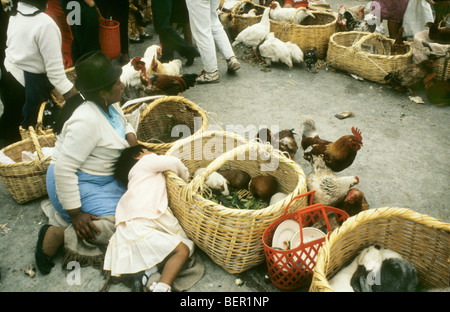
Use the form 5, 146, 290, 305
0, 0, 448, 295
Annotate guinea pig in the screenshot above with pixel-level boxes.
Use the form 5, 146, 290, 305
194, 168, 230, 196
248, 175, 278, 202
217, 169, 251, 190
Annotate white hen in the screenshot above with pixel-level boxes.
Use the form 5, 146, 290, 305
258, 32, 293, 68
269, 1, 315, 24
285, 41, 303, 64
232, 7, 271, 57
121, 44, 162, 89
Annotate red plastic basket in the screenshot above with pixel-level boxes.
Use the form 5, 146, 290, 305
262, 191, 349, 290
98, 10, 121, 60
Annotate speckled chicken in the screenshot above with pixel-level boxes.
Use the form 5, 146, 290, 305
307, 155, 359, 206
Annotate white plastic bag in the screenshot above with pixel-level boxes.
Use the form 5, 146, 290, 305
402, 0, 434, 37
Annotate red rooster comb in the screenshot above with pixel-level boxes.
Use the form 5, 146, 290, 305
351, 127, 362, 142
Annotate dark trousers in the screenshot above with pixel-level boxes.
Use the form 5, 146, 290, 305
22, 72, 53, 129
152, 0, 193, 60
0, 68, 25, 144
60, 0, 101, 64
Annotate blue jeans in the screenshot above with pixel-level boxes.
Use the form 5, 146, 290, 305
46, 164, 126, 223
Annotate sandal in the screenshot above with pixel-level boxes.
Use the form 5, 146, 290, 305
35, 224, 55, 275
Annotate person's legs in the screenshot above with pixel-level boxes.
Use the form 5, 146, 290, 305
186, 0, 217, 73
22, 72, 53, 129
156, 242, 190, 291
387, 20, 401, 39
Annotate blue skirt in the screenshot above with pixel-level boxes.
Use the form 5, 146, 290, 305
46, 164, 126, 223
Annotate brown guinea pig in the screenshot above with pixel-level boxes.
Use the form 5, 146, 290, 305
249, 175, 278, 201
217, 169, 251, 190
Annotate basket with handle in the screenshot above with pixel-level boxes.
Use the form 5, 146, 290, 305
165, 131, 308, 273
310, 207, 450, 292
263, 190, 349, 290
270, 10, 337, 59
327, 31, 413, 83
0, 127, 56, 204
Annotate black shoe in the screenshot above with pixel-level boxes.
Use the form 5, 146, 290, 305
130, 37, 143, 44
130, 272, 144, 292
35, 224, 55, 275
185, 48, 200, 66
140, 33, 153, 40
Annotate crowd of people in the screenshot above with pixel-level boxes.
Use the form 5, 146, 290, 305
0, 0, 445, 292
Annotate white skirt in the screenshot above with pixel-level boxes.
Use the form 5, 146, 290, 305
103, 208, 194, 276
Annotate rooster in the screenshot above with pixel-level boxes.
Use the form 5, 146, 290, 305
120, 44, 163, 96
336, 188, 369, 217
232, 7, 271, 59
425, 22, 450, 45
269, 1, 315, 24
131, 56, 197, 96
390, 27, 407, 56
307, 155, 359, 206
301, 117, 363, 172
384, 59, 435, 94
258, 32, 293, 68
342, 10, 376, 33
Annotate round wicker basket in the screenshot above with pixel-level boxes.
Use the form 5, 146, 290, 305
310, 207, 450, 292
270, 10, 337, 59
165, 131, 308, 273
230, 0, 267, 39
0, 127, 56, 204
327, 31, 413, 84
126, 96, 209, 155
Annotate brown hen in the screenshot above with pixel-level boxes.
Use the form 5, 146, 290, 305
384, 59, 435, 94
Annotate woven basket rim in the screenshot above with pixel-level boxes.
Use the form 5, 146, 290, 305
166, 131, 307, 217
270, 10, 337, 28
311, 207, 450, 291
329, 31, 413, 60
136, 95, 209, 149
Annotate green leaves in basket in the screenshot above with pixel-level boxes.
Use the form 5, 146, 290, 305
207, 188, 268, 210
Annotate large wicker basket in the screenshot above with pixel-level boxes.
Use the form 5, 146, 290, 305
327, 31, 413, 84
270, 10, 337, 59
0, 127, 56, 204
165, 131, 308, 273
230, 0, 267, 39
310, 207, 450, 292
124, 96, 209, 155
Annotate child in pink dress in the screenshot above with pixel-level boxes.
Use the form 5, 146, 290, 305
103, 144, 194, 292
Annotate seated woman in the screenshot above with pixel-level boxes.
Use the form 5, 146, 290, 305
35, 50, 138, 275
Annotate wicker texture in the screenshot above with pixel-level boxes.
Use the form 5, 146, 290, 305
270, 11, 337, 59
434, 54, 450, 81
165, 131, 308, 273
310, 207, 450, 292
327, 31, 413, 84
0, 127, 56, 204
130, 96, 209, 155
230, 0, 266, 39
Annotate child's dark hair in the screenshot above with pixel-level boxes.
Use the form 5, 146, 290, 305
114, 144, 152, 187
